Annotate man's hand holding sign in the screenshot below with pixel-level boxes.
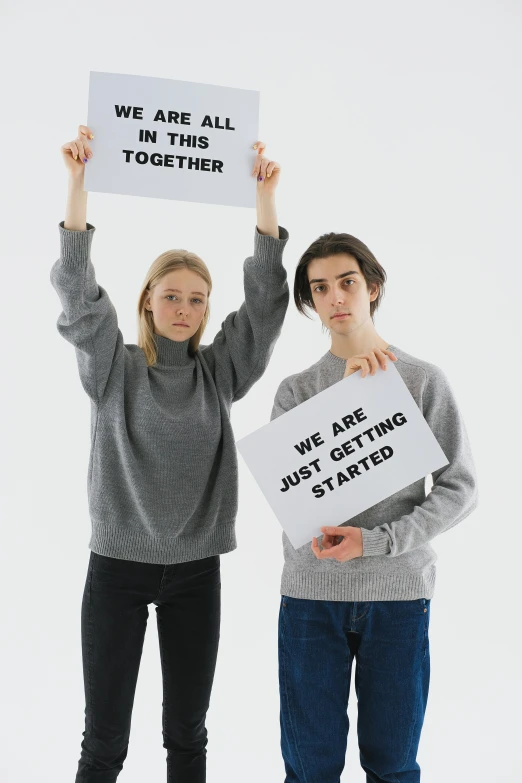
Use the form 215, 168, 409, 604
342, 347, 397, 380
312, 525, 363, 560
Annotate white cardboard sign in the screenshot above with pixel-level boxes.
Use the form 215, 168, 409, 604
237, 363, 449, 549
83, 71, 260, 208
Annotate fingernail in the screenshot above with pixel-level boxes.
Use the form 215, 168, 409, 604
89, 134, 94, 139
258, 176, 263, 181
83, 157, 88, 163
74, 155, 78, 160
253, 144, 258, 149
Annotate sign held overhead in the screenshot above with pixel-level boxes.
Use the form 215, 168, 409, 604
83, 71, 260, 207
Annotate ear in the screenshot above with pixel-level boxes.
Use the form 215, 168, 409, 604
369, 283, 379, 302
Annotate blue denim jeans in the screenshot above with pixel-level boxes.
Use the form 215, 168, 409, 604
75, 551, 221, 783
278, 596, 431, 783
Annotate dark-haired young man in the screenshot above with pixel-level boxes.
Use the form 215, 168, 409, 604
271, 232, 478, 783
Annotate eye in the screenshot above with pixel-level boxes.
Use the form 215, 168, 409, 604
166, 295, 177, 300
313, 285, 325, 293
192, 298, 204, 304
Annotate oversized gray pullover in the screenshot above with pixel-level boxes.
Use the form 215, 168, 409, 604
51, 220, 289, 564
271, 348, 478, 601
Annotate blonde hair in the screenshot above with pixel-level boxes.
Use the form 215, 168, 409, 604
137, 249, 212, 366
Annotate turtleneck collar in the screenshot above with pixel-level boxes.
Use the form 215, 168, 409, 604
153, 333, 195, 368
322, 344, 396, 368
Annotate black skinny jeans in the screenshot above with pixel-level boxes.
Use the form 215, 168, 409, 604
75, 550, 221, 782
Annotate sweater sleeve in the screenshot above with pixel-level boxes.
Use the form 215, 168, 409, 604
270, 375, 298, 420
361, 366, 479, 557
207, 225, 290, 402
50, 221, 122, 404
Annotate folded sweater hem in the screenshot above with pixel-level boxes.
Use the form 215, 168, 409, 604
280, 566, 436, 602
88, 521, 237, 565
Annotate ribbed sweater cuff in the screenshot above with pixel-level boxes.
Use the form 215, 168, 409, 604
58, 221, 96, 265
252, 225, 289, 269
361, 526, 391, 556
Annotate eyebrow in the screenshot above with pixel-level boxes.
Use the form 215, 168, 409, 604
163, 288, 207, 297
308, 271, 360, 284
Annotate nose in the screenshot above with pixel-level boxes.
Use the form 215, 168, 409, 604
331, 288, 345, 306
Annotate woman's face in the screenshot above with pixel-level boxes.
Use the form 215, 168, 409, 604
145, 268, 209, 342
307, 253, 378, 336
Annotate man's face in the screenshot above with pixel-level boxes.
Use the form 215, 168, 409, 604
307, 253, 378, 336
145, 268, 209, 342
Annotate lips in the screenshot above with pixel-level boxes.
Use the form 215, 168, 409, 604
331, 313, 350, 319
172, 322, 189, 327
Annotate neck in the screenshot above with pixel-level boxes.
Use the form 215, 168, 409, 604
329, 319, 390, 360
153, 332, 194, 367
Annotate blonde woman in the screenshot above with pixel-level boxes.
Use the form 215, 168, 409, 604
51, 124, 289, 783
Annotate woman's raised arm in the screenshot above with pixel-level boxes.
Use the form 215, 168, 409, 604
62, 124, 93, 230
51, 125, 122, 404
252, 141, 279, 238
203, 141, 290, 401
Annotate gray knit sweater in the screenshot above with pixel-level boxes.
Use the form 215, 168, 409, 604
51, 220, 289, 564
271, 348, 478, 601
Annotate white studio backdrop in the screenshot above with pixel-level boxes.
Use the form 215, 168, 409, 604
1, 1, 521, 782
